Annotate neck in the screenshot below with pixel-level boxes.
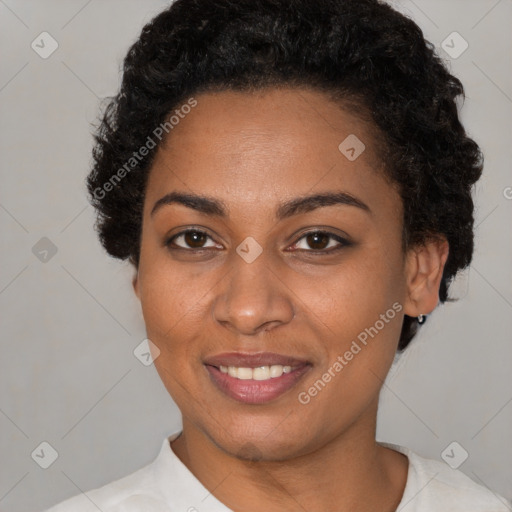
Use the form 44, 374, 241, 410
171, 399, 408, 512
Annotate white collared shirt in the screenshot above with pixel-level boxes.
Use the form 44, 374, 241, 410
44, 432, 512, 512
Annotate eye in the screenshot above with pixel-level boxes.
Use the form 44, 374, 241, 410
290, 230, 350, 253
165, 228, 350, 254
166, 229, 220, 250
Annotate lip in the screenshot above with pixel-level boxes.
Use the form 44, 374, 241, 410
204, 352, 312, 404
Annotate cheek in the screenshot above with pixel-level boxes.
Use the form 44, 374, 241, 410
138, 251, 206, 335
137, 253, 222, 391
138, 267, 205, 400
302, 250, 403, 329
299, 248, 406, 395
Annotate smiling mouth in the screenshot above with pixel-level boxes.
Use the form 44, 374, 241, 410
203, 352, 312, 404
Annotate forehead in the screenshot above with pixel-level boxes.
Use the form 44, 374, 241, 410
145, 88, 398, 219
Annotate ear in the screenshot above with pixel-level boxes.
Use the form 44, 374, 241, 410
403, 237, 449, 318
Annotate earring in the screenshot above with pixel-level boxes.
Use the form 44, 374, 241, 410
417, 314, 426, 324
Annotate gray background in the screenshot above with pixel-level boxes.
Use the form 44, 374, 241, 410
0, 1, 511, 510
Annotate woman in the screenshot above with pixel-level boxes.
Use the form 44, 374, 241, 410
45, 0, 511, 510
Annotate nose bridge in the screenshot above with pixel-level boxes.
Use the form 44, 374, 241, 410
212, 245, 295, 335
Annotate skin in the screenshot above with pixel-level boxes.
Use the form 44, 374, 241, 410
133, 87, 449, 512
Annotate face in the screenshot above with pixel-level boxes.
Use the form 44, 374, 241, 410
134, 88, 420, 460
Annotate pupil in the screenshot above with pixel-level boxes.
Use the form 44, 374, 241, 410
307, 233, 328, 250
185, 231, 205, 247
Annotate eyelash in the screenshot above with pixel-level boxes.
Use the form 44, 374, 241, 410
165, 229, 350, 255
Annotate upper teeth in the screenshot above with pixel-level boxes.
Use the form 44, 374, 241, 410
219, 365, 292, 380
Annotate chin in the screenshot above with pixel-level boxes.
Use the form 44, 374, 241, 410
203, 418, 316, 462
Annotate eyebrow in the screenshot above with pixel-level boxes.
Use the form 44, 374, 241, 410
150, 190, 371, 220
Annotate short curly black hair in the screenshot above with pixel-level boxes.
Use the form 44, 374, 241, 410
87, 0, 483, 352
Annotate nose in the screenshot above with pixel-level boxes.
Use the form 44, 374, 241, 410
212, 252, 295, 336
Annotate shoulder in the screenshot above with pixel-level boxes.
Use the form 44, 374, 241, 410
380, 442, 512, 512
42, 438, 177, 512
42, 432, 231, 512
42, 464, 169, 512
